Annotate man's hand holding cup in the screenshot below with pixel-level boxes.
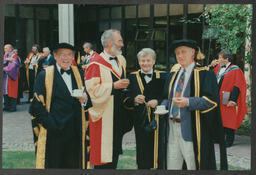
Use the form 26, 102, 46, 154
113, 79, 130, 89
173, 97, 189, 108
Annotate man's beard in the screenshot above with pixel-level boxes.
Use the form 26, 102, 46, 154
110, 44, 122, 56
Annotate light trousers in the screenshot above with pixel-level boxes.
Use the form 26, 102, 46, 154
167, 119, 196, 170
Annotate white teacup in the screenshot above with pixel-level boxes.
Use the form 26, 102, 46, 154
72, 89, 84, 97
154, 105, 168, 115
156, 105, 166, 112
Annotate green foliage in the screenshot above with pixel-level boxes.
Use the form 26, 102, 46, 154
155, 64, 167, 70
237, 119, 251, 136
203, 5, 252, 63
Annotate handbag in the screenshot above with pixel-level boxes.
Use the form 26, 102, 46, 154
141, 105, 157, 132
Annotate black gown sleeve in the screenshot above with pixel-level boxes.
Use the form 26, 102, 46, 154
29, 70, 58, 132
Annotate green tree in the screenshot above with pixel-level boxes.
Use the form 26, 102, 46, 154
203, 4, 252, 122
203, 4, 252, 63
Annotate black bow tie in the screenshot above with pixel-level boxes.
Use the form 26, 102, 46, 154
141, 73, 152, 78
60, 68, 71, 75
109, 57, 117, 61
221, 65, 227, 68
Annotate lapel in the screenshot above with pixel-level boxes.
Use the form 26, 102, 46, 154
183, 66, 194, 97
168, 68, 181, 100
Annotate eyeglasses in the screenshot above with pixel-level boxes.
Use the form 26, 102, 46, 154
58, 53, 74, 58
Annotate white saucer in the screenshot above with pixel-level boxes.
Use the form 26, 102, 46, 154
154, 110, 169, 115
71, 93, 84, 98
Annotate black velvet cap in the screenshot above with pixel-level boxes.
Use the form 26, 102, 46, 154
53, 42, 76, 52
171, 39, 199, 52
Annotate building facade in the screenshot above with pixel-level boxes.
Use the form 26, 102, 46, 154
4, 4, 215, 71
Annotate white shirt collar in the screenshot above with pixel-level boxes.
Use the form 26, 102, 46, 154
47, 54, 51, 59
140, 69, 153, 75
223, 62, 231, 69
103, 50, 114, 59
56, 63, 70, 74
89, 50, 94, 56
182, 62, 195, 74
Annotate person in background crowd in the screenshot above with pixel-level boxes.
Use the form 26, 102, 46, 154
79, 42, 97, 72
13, 48, 24, 104
37, 47, 55, 74
24, 44, 44, 102
210, 50, 247, 147
123, 48, 166, 169
3, 44, 21, 112
85, 29, 130, 169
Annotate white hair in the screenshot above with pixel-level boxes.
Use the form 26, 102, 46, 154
83, 42, 93, 49
137, 48, 156, 61
43, 47, 50, 53
101, 29, 121, 48
4, 44, 14, 50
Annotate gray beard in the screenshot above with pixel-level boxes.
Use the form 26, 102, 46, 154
110, 45, 122, 56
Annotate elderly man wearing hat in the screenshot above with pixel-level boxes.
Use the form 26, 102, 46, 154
160, 39, 227, 170
29, 43, 89, 169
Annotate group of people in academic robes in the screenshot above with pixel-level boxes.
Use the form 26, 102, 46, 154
27, 28, 248, 170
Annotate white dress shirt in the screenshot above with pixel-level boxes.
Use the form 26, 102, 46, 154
89, 50, 94, 56
217, 62, 231, 83
104, 50, 119, 72
29, 55, 38, 70
169, 62, 195, 119
141, 69, 153, 84
56, 64, 72, 94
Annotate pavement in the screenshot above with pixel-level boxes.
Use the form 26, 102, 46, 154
2, 94, 251, 170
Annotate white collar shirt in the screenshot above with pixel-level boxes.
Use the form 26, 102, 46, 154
89, 50, 94, 56
29, 54, 38, 70
56, 64, 72, 94
141, 69, 153, 84
104, 50, 119, 73
170, 62, 195, 119
217, 62, 231, 83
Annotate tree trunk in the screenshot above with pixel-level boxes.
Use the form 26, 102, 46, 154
244, 7, 251, 121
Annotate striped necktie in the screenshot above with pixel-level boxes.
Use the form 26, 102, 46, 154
171, 70, 185, 118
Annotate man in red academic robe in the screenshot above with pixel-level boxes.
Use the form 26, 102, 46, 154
79, 42, 97, 73
24, 44, 43, 102
210, 50, 247, 147
3, 44, 21, 112
84, 29, 129, 169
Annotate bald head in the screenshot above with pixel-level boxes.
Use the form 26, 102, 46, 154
4, 44, 13, 54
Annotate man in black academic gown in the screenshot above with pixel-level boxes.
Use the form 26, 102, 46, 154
160, 39, 227, 170
123, 48, 166, 169
29, 43, 89, 169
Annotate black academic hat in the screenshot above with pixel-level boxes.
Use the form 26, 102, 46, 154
171, 39, 205, 60
53, 42, 76, 52
171, 39, 199, 52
